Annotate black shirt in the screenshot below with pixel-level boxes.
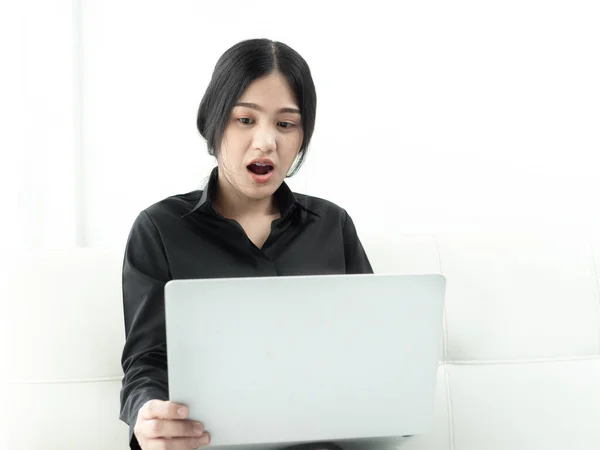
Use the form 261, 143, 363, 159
119, 167, 373, 449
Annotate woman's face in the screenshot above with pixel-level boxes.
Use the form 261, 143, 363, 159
217, 71, 304, 202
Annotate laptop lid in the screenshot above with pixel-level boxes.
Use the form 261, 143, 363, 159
165, 273, 445, 449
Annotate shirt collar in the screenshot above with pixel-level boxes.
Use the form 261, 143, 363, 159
182, 166, 319, 222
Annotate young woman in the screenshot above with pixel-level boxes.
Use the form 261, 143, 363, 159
120, 38, 372, 450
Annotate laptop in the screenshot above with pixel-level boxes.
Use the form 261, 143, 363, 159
165, 273, 446, 449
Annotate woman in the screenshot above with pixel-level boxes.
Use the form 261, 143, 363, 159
120, 38, 372, 450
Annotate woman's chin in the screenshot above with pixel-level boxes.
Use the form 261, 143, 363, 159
243, 184, 277, 201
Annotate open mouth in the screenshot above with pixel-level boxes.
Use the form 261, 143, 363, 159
247, 162, 274, 175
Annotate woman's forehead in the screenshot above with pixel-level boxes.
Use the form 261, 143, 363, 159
237, 72, 299, 109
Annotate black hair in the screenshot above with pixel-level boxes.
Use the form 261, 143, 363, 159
196, 38, 317, 176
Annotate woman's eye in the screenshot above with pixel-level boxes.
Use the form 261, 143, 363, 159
238, 117, 253, 125
278, 121, 295, 129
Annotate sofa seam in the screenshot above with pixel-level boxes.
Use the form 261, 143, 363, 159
7, 375, 122, 384
590, 241, 600, 356
435, 235, 454, 450
445, 355, 600, 365
443, 365, 455, 450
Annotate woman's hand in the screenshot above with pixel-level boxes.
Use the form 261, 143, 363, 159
134, 399, 210, 450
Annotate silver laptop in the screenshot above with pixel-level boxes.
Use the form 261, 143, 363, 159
165, 273, 446, 450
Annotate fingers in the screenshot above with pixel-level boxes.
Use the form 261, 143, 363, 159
147, 434, 211, 450
135, 400, 209, 449
140, 399, 190, 420
143, 418, 205, 439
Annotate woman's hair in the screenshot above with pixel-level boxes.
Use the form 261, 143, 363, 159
197, 38, 317, 176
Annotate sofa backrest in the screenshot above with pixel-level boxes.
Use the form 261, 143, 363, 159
361, 231, 600, 450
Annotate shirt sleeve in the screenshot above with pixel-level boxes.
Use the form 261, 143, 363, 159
119, 210, 171, 450
342, 210, 374, 274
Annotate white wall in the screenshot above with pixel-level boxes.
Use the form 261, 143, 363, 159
1, 0, 80, 249
35, 0, 600, 249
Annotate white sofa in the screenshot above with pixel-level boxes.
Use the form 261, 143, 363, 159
3, 231, 600, 449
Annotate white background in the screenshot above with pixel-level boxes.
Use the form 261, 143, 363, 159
2, 0, 600, 251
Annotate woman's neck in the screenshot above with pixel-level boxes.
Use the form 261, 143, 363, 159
213, 168, 279, 220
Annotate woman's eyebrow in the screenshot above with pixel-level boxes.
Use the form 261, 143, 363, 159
234, 102, 301, 115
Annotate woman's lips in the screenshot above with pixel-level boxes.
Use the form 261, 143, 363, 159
247, 165, 275, 184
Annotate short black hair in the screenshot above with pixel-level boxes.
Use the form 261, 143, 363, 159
196, 38, 317, 176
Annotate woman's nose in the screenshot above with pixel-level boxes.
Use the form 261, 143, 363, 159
253, 124, 276, 153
